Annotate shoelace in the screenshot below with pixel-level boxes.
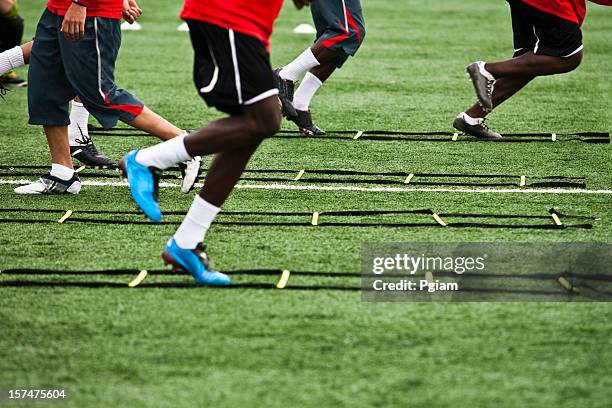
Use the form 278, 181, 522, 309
73, 125, 92, 146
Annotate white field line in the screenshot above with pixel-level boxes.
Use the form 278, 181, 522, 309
1, 178, 612, 195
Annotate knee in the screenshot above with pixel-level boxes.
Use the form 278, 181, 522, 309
245, 101, 281, 139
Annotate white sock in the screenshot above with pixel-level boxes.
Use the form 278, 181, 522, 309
293, 72, 323, 111
135, 133, 191, 170
68, 101, 90, 146
477, 61, 495, 81
50, 163, 74, 181
0, 46, 24, 76
459, 112, 483, 125
280, 48, 320, 82
173, 195, 220, 249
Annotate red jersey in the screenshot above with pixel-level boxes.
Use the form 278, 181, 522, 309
522, 0, 612, 26
47, 0, 123, 20
180, 0, 284, 49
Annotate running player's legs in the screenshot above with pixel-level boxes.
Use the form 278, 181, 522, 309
455, 0, 583, 139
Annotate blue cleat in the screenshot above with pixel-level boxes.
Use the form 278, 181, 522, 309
162, 239, 231, 286
119, 149, 162, 223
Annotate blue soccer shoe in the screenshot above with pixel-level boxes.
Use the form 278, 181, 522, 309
119, 149, 162, 223
162, 239, 231, 286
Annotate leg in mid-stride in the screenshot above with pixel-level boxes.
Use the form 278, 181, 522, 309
274, 0, 365, 136
119, 8, 294, 285
15, 2, 201, 195
454, 0, 591, 139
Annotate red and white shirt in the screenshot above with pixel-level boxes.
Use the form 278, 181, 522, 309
180, 0, 284, 49
47, 0, 123, 19
522, 0, 612, 26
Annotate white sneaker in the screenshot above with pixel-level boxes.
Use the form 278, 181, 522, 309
178, 156, 202, 193
14, 173, 81, 195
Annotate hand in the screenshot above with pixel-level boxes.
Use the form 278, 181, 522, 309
123, 0, 143, 24
60, 3, 87, 41
293, 0, 312, 10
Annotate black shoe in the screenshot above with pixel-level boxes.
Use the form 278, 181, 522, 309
453, 115, 501, 139
70, 135, 116, 167
292, 110, 326, 136
273, 68, 298, 119
467, 62, 495, 112
0, 71, 27, 88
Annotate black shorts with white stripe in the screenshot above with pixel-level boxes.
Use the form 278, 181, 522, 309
186, 20, 279, 115
508, 0, 583, 58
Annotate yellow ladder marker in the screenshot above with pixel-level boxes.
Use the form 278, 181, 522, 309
425, 271, 434, 284
128, 270, 149, 288
452, 132, 459, 141
294, 169, 305, 181
551, 133, 557, 142
557, 276, 580, 294
75, 165, 86, 173
276, 270, 291, 289
58, 210, 73, 224
519, 175, 526, 187
403, 173, 415, 184
432, 213, 447, 227
551, 213, 563, 227
311, 212, 320, 226
353, 130, 364, 140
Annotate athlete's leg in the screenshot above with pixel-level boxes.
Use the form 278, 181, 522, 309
44, 125, 72, 169
122, 106, 184, 141
465, 76, 534, 119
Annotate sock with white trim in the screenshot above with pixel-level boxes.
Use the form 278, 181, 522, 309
50, 163, 75, 181
68, 101, 90, 146
280, 48, 320, 82
293, 72, 323, 111
135, 133, 191, 170
173, 195, 220, 249
0, 46, 24, 76
459, 112, 483, 126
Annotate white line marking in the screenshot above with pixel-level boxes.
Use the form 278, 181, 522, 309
1, 179, 611, 195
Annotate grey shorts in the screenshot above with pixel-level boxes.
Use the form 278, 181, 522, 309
28, 9, 144, 128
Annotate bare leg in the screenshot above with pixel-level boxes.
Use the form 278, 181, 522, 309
43, 125, 73, 169
21, 40, 32, 64
486, 51, 582, 78
309, 42, 342, 82
122, 106, 184, 140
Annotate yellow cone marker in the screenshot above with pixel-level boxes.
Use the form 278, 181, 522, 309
557, 276, 580, 294
551, 133, 557, 142
403, 173, 415, 184
353, 130, 364, 140
294, 169, 305, 181
519, 175, 526, 187
551, 213, 563, 226
57, 210, 73, 224
432, 213, 447, 227
452, 132, 459, 141
75, 165, 86, 173
276, 269, 291, 289
128, 270, 148, 288
311, 212, 319, 226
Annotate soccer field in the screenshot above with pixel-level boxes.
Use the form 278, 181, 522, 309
1, 0, 611, 406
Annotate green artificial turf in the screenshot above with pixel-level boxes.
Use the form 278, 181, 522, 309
0, 0, 611, 407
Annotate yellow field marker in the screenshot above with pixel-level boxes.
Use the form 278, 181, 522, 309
519, 175, 526, 187
557, 276, 580, 294
75, 165, 86, 173
551, 133, 557, 142
425, 271, 434, 284
276, 269, 291, 289
403, 173, 415, 184
311, 212, 320, 226
128, 270, 148, 288
452, 132, 459, 141
432, 213, 447, 227
57, 210, 73, 224
551, 213, 563, 226
353, 130, 364, 140
294, 169, 305, 181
